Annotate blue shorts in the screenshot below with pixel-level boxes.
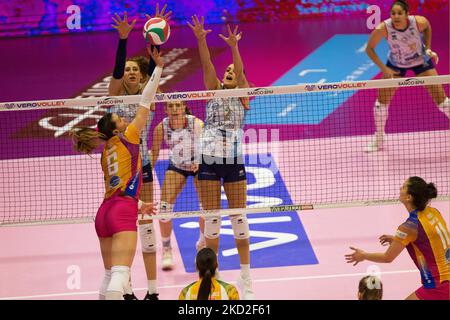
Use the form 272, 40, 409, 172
167, 162, 197, 178
386, 59, 435, 77
198, 155, 246, 183
142, 163, 153, 183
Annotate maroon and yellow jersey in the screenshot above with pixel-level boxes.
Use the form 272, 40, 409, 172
394, 206, 450, 288
101, 124, 142, 199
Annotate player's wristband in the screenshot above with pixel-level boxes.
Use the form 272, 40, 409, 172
138, 200, 143, 210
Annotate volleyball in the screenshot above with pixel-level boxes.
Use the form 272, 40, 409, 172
143, 17, 170, 45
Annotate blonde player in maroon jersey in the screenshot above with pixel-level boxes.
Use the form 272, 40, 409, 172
108, 3, 172, 300
70, 49, 163, 300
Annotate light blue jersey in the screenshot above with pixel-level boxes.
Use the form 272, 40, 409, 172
385, 16, 429, 68
201, 93, 247, 158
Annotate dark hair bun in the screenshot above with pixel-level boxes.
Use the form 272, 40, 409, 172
427, 183, 437, 199
393, 0, 409, 11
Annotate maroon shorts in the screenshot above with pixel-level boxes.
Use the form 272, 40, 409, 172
95, 195, 138, 238
415, 281, 450, 300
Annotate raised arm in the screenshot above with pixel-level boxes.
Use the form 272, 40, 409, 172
131, 49, 164, 133
219, 25, 249, 89
109, 12, 136, 95
151, 123, 164, 167
144, 3, 172, 82
187, 15, 220, 90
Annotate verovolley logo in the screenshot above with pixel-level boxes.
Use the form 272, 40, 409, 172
398, 78, 425, 86
0, 101, 67, 110
247, 88, 274, 96
305, 85, 316, 91
96, 97, 124, 106
164, 92, 216, 100
316, 82, 367, 91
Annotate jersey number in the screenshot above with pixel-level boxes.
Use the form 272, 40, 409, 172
106, 145, 119, 176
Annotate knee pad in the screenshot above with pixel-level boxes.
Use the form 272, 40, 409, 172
230, 214, 249, 240
139, 222, 156, 253
204, 215, 221, 239
106, 266, 129, 297
159, 201, 173, 223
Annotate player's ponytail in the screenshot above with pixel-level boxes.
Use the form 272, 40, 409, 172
70, 113, 117, 154
407, 176, 438, 211
196, 248, 218, 300
358, 276, 383, 300
426, 183, 438, 200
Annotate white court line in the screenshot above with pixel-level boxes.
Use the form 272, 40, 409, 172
0, 269, 418, 300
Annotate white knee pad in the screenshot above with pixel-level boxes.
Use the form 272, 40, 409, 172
139, 222, 156, 253
438, 97, 450, 118
230, 214, 250, 240
159, 201, 173, 223
374, 99, 389, 136
205, 215, 221, 239
106, 266, 130, 299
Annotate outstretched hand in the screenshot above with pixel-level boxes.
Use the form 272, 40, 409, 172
345, 246, 365, 266
111, 12, 136, 39
187, 15, 212, 40
140, 202, 157, 220
379, 234, 394, 246
149, 47, 164, 68
145, 3, 172, 21
219, 24, 242, 47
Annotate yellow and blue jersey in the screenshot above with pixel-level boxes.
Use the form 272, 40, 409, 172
394, 206, 450, 288
101, 123, 142, 199
179, 277, 239, 300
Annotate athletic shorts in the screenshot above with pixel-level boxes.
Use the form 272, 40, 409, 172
386, 59, 435, 77
415, 281, 449, 300
142, 162, 153, 183
198, 155, 246, 183
167, 162, 197, 177
95, 194, 138, 238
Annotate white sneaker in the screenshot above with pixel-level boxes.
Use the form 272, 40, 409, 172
364, 135, 384, 153
161, 247, 174, 271
237, 276, 255, 300
196, 238, 206, 252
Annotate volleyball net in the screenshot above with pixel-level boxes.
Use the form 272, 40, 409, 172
0, 75, 449, 226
